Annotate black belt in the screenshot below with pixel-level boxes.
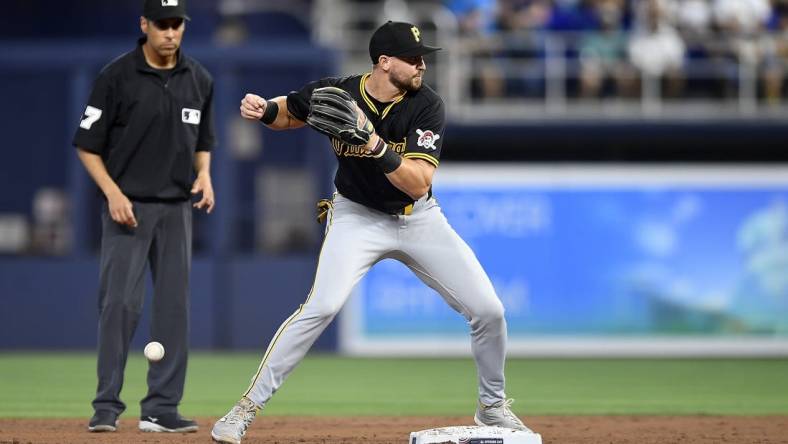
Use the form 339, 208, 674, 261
396, 189, 432, 215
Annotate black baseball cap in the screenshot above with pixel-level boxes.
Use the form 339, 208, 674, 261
369, 21, 441, 64
143, 0, 190, 21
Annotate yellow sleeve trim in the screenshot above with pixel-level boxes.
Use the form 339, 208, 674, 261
404, 152, 439, 167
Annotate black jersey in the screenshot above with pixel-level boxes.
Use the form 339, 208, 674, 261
73, 38, 216, 202
287, 74, 446, 214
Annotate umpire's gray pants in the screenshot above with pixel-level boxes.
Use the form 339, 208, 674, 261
92, 200, 191, 417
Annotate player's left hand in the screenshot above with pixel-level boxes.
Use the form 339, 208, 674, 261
191, 173, 215, 213
306, 87, 375, 147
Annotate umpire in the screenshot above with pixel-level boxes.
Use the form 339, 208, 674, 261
73, 0, 215, 434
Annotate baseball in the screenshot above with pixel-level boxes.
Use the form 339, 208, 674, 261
144, 341, 165, 362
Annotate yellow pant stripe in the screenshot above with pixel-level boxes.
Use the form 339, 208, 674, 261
242, 203, 335, 398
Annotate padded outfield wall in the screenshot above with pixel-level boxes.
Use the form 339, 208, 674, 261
340, 164, 788, 357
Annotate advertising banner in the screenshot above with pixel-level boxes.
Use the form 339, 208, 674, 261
339, 165, 788, 356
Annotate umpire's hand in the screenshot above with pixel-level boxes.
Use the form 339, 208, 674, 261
191, 173, 215, 214
240, 93, 267, 120
106, 190, 138, 227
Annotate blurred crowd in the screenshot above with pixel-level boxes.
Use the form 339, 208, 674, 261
445, 0, 788, 102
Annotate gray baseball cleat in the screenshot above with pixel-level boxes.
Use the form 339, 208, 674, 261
211, 397, 260, 444
474, 398, 532, 431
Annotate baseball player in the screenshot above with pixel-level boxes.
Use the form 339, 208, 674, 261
211, 21, 532, 444
74, 0, 214, 434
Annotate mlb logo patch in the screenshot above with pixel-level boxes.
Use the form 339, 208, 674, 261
162, 0, 178, 6
181, 108, 201, 125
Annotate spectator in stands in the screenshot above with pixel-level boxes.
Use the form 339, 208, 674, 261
496, 0, 554, 97
674, 0, 714, 97
628, 0, 686, 97
446, 0, 505, 97
676, 0, 713, 40
713, 0, 771, 36
762, 2, 788, 104
498, 0, 554, 32
711, 0, 772, 98
449, 0, 498, 34
548, 0, 598, 31
578, 0, 637, 98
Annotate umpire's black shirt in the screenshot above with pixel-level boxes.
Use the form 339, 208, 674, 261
73, 37, 215, 202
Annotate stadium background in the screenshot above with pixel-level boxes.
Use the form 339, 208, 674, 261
1, 0, 787, 442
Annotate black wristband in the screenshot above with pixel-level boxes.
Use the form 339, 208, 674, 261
259, 100, 279, 125
375, 146, 402, 174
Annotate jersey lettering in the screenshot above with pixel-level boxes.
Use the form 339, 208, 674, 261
79, 106, 102, 130
387, 138, 406, 155
331, 137, 406, 158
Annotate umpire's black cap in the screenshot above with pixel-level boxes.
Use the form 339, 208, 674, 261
369, 21, 441, 64
143, 0, 190, 21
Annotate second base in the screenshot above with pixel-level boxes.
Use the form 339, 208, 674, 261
410, 426, 542, 444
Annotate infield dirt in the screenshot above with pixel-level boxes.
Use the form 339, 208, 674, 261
1, 415, 787, 443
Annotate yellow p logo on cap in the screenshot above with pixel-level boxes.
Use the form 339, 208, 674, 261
410, 26, 420, 42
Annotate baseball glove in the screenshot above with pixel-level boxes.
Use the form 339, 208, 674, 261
306, 87, 374, 146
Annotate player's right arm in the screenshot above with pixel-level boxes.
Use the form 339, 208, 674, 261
76, 148, 137, 227
241, 78, 345, 129
240, 94, 305, 130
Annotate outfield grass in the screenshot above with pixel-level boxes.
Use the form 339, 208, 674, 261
1, 353, 786, 418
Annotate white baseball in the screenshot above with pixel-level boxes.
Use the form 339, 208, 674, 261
144, 341, 165, 362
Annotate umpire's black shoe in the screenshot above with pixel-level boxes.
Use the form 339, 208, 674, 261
88, 410, 119, 432
139, 412, 199, 433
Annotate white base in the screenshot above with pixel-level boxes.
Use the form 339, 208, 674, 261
410, 426, 542, 444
